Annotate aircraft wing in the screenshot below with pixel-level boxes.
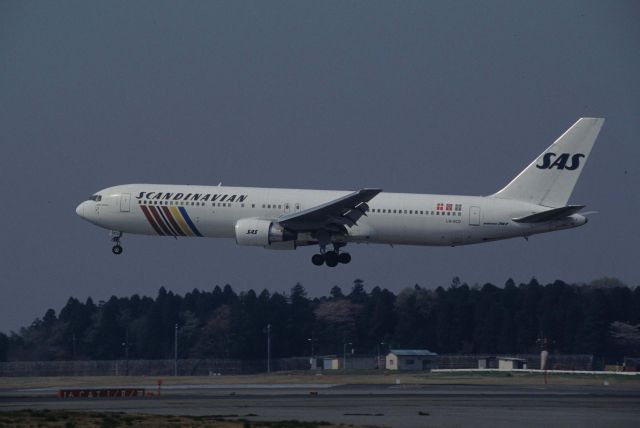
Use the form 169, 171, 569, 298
278, 188, 382, 232
512, 204, 585, 223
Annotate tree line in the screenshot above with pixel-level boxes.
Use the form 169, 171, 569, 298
1, 277, 639, 362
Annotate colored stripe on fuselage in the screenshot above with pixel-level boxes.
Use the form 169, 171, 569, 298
148, 206, 174, 236
170, 206, 193, 236
178, 206, 203, 237
140, 205, 164, 235
155, 206, 179, 236
161, 206, 186, 236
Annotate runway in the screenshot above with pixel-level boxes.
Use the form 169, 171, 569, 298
2, 382, 640, 427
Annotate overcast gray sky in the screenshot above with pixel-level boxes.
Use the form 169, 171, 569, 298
1, 0, 639, 333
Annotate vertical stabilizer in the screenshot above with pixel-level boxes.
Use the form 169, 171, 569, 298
491, 118, 604, 207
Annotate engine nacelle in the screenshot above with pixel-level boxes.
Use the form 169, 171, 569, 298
234, 218, 297, 249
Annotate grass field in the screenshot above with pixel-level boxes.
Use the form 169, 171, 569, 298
1, 370, 639, 390
0, 409, 361, 428
1, 373, 638, 428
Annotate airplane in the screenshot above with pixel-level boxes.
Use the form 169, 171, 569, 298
76, 118, 604, 267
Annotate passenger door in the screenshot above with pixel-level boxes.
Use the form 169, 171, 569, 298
469, 206, 480, 226
120, 193, 131, 212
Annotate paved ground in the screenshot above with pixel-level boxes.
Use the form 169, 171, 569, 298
2, 379, 640, 428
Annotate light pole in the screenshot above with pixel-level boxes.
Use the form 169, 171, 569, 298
377, 342, 386, 369
72, 334, 76, 360
537, 335, 550, 385
266, 324, 271, 374
174, 323, 178, 377
308, 337, 315, 370
343, 342, 352, 370
121, 328, 130, 376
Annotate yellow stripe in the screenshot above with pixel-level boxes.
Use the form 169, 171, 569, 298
170, 206, 192, 236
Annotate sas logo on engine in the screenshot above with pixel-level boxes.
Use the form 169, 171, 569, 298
536, 153, 585, 170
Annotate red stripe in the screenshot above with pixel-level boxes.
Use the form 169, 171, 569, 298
156, 206, 179, 236
161, 206, 186, 236
140, 205, 164, 235
148, 206, 174, 236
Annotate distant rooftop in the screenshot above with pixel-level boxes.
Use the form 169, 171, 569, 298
389, 349, 437, 356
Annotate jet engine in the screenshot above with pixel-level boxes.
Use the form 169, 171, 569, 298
234, 218, 297, 250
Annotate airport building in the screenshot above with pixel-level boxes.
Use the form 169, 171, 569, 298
477, 356, 529, 370
386, 349, 438, 371
497, 357, 527, 370
314, 356, 377, 370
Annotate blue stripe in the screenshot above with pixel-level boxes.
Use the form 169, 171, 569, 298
178, 206, 203, 237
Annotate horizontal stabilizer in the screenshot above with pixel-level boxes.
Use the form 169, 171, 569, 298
512, 205, 585, 223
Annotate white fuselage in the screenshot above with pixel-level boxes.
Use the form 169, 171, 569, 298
76, 184, 586, 248
75, 118, 603, 264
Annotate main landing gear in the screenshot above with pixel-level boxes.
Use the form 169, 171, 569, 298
311, 244, 351, 267
110, 230, 123, 255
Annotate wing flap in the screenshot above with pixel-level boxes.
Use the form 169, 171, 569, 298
279, 188, 382, 232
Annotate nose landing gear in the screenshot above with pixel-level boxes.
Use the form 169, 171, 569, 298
311, 244, 351, 267
110, 230, 123, 255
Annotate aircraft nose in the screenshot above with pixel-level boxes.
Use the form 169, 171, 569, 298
76, 202, 85, 218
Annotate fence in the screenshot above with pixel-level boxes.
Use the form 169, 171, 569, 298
0, 354, 595, 376
0, 357, 309, 377
435, 354, 594, 371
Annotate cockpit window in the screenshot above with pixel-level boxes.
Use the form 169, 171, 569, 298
89, 195, 102, 202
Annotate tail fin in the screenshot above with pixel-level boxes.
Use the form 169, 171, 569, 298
491, 118, 605, 207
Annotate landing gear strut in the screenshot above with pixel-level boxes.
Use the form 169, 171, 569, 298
311, 243, 351, 267
110, 230, 123, 255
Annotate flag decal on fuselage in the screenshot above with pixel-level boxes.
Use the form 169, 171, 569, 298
139, 205, 203, 237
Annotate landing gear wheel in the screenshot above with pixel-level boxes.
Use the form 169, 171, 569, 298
338, 252, 351, 264
325, 251, 339, 267
311, 254, 325, 266
110, 230, 123, 255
